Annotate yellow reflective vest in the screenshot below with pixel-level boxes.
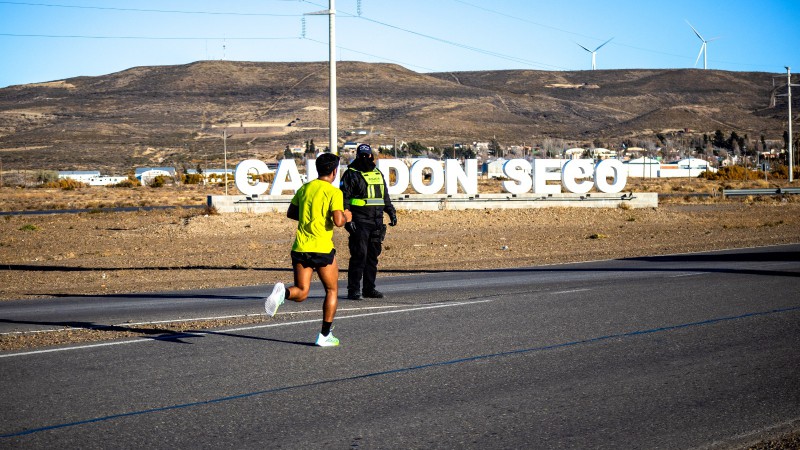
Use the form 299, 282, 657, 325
347, 168, 386, 207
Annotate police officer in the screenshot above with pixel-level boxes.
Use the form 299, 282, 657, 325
341, 144, 397, 300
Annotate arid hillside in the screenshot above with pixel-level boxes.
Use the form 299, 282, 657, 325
0, 61, 792, 174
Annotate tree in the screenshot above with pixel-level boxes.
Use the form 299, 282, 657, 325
542, 138, 564, 158
712, 130, 727, 149
489, 138, 502, 157
406, 141, 427, 156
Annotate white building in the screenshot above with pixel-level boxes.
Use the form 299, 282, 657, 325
565, 148, 586, 159
625, 157, 661, 178
483, 159, 508, 179
591, 148, 617, 159
58, 171, 127, 186
135, 167, 176, 185
58, 171, 100, 183
658, 158, 716, 177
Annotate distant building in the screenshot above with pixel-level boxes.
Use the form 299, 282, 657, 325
58, 171, 100, 183
624, 157, 661, 178
135, 167, 176, 185
591, 148, 617, 159
658, 158, 716, 177
58, 171, 127, 186
484, 159, 508, 179
342, 142, 360, 152
565, 148, 586, 159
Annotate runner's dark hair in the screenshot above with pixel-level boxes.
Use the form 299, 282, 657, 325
315, 152, 340, 176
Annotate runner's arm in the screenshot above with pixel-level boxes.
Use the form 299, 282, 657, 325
332, 209, 350, 227
287, 203, 299, 221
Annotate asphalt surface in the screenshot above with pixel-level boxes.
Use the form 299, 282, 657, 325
1, 244, 799, 448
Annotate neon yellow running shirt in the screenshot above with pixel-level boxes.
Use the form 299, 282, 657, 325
290, 179, 344, 253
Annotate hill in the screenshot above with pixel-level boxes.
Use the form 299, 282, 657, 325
0, 61, 790, 174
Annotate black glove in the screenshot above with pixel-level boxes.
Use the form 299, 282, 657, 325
389, 213, 398, 227
345, 221, 357, 234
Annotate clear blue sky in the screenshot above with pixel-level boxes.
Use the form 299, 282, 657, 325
1, 0, 798, 88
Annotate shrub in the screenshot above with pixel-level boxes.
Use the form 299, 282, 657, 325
183, 173, 204, 185
701, 166, 760, 181
114, 176, 141, 188
768, 165, 800, 179
42, 178, 87, 190
149, 175, 166, 188
19, 224, 39, 231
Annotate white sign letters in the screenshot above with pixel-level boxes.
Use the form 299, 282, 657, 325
234, 158, 627, 197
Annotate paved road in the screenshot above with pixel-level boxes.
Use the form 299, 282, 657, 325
1, 244, 799, 448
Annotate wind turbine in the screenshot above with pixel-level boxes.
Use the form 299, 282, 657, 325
577, 38, 613, 70
686, 20, 718, 70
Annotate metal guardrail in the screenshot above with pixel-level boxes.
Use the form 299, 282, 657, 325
722, 188, 800, 197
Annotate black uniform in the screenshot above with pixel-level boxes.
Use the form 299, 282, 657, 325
340, 154, 397, 299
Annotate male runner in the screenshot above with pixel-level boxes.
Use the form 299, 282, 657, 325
264, 152, 351, 347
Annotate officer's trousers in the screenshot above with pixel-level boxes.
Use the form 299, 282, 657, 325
347, 222, 383, 294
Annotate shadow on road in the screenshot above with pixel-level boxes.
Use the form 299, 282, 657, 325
0, 318, 200, 343
0, 318, 314, 347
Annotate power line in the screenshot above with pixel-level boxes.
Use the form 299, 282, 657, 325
324, 4, 568, 71
304, 37, 437, 72
0, 1, 303, 16
0, 33, 299, 41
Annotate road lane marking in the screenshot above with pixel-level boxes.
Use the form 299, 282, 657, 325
551, 288, 591, 295
0, 300, 491, 358
0, 305, 407, 336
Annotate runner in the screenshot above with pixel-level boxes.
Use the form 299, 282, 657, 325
264, 152, 351, 347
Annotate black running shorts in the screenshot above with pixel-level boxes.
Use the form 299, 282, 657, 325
291, 249, 336, 269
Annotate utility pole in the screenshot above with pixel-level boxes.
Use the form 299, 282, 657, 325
223, 129, 228, 195
787, 67, 794, 182
306, 0, 337, 155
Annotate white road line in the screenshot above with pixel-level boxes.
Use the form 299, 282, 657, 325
551, 289, 591, 295
0, 299, 492, 359
669, 273, 703, 278
0, 305, 406, 336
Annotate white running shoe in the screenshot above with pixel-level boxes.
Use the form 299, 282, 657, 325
264, 282, 285, 317
315, 332, 340, 347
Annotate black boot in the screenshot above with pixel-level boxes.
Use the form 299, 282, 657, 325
362, 289, 384, 299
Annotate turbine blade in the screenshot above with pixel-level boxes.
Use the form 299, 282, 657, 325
595, 37, 614, 52
695, 44, 704, 67
685, 20, 704, 41
576, 43, 592, 52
